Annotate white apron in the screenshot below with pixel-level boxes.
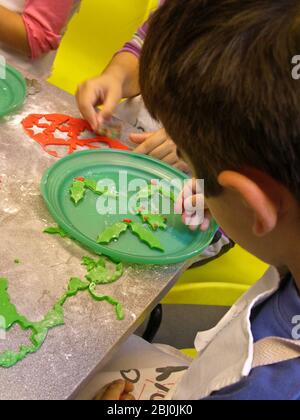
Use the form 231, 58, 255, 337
0, 0, 79, 78
78, 267, 300, 400
171, 267, 281, 399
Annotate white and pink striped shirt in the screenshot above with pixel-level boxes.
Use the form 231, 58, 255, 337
119, 0, 163, 58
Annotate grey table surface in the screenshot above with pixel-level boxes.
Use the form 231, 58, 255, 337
0, 76, 190, 400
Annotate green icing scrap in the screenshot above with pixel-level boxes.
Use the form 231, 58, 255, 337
70, 180, 86, 204
139, 213, 167, 231
89, 283, 124, 321
85, 259, 124, 285
56, 277, 90, 306
0, 278, 65, 369
97, 220, 165, 251
0, 279, 31, 330
84, 179, 117, 197
136, 184, 157, 200
136, 183, 175, 203
84, 179, 98, 193
81, 255, 105, 271
68, 180, 171, 251
44, 225, 69, 238
0, 256, 125, 368
97, 222, 128, 244
159, 187, 175, 203
84, 179, 107, 196
129, 222, 164, 252
70, 178, 118, 205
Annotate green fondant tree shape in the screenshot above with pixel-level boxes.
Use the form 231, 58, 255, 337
97, 220, 165, 252
0, 255, 125, 369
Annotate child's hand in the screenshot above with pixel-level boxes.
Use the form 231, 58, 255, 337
76, 74, 123, 132
94, 379, 135, 401
176, 178, 212, 231
130, 129, 190, 172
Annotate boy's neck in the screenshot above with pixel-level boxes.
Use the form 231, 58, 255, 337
289, 264, 300, 295
279, 220, 300, 294
287, 250, 300, 294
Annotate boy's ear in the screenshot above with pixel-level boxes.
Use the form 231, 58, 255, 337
218, 170, 280, 237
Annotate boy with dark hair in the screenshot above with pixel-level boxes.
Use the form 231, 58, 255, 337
89, 0, 300, 400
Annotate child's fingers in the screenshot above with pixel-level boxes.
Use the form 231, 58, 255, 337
99, 379, 126, 400
99, 85, 123, 126
182, 211, 204, 229
124, 381, 135, 393
184, 194, 205, 214
200, 216, 212, 232
77, 76, 122, 131
134, 136, 164, 155
174, 160, 190, 173
175, 179, 194, 213
76, 81, 104, 131
190, 178, 199, 194
93, 379, 134, 401
147, 140, 176, 160
129, 132, 154, 144
76, 94, 99, 131
182, 211, 212, 232
133, 129, 168, 155
163, 152, 191, 173
163, 152, 181, 166
132, 130, 180, 165
177, 179, 194, 210
182, 212, 210, 231
120, 393, 135, 401
179, 191, 207, 230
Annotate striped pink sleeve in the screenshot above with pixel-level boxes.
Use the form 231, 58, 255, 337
22, 0, 76, 59
118, 0, 164, 58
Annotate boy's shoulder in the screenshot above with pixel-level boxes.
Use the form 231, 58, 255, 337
204, 271, 300, 401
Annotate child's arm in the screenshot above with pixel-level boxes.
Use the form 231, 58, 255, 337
0, 0, 76, 58
0, 6, 30, 56
76, 0, 182, 170
76, 4, 159, 130
76, 52, 140, 131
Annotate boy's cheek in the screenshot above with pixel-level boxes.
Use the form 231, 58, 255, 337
205, 197, 225, 223
206, 196, 249, 242
207, 195, 269, 262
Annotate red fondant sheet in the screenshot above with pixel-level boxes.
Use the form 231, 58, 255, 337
21, 114, 129, 157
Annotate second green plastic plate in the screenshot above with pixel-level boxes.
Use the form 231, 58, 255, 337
0, 64, 26, 117
41, 150, 218, 265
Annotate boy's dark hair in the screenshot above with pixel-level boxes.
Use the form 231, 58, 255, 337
140, 0, 300, 198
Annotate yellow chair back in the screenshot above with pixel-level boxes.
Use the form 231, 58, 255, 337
163, 246, 269, 307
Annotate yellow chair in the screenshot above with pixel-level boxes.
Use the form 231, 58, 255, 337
163, 245, 269, 307
49, 0, 159, 94
143, 246, 268, 344
162, 246, 269, 359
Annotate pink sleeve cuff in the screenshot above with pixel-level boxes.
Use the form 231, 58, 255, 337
22, 0, 75, 59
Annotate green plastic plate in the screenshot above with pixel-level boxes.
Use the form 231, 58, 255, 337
41, 150, 218, 265
0, 64, 26, 117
